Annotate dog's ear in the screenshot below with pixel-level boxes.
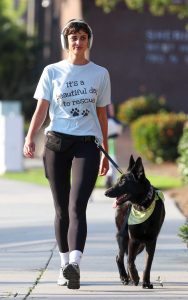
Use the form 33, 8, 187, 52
127, 155, 135, 171
132, 157, 145, 180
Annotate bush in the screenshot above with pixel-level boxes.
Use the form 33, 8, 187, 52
178, 221, 188, 248
177, 122, 188, 183
117, 94, 168, 124
131, 113, 187, 163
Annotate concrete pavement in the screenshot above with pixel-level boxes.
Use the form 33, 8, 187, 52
0, 178, 187, 300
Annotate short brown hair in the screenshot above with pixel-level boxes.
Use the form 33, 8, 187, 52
63, 20, 92, 39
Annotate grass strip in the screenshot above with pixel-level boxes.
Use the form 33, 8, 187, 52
0, 168, 183, 190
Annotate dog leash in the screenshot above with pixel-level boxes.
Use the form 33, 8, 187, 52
95, 138, 124, 175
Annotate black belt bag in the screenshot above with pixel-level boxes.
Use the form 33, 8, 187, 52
45, 131, 95, 153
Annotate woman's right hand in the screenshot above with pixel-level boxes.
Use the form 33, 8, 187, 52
23, 99, 49, 159
23, 138, 35, 158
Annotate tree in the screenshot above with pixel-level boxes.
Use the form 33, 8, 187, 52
0, 1, 39, 120
0, 0, 27, 23
0, 15, 38, 96
95, 0, 188, 18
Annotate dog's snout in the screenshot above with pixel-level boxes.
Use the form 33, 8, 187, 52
105, 189, 110, 197
105, 187, 117, 198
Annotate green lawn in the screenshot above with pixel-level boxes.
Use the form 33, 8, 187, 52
146, 174, 182, 190
1, 168, 48, 186
0, 168, 183, 190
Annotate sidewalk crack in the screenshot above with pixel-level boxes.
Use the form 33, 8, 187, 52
22, 243, 56, 300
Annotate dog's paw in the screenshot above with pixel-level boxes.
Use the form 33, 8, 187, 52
132, 279, 139, 286
128, 266, 140, 286
120, 276, 129, 285
142, 282, 153, 289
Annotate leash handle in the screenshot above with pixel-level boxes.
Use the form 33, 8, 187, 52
95, 138, 124, 175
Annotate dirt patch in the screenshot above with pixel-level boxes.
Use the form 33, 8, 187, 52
146, 162, 188, 218
167, 186, 188, 218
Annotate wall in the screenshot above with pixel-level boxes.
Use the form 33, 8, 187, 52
83, 0, 188, 113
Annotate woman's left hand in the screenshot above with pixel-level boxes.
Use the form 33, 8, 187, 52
99, 155, 109, 176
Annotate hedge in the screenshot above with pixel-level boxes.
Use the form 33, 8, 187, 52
177, 122, 188, 183
131, 113, 187, 163
117, 94, 168, 124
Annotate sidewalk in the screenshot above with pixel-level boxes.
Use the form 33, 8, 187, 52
0, 178, 187, 299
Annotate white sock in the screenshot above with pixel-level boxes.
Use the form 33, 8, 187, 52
69, 250, 82, 266
59, 251, 69, 268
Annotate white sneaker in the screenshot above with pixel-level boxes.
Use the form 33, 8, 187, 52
57, 267, 67, 286
63, 263, 80, 289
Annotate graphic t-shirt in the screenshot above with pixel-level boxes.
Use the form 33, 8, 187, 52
34, 60, 111, 143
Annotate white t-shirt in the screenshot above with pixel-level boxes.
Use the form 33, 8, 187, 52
34, 60, 111, 143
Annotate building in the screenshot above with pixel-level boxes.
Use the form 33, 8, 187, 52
33, 0, 188, 113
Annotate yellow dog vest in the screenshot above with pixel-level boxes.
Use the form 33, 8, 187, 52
128, 190, 165, 225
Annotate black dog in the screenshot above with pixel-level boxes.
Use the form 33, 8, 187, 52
105, 155, 165, 289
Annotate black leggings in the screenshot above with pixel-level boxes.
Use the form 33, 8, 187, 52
43, 141, 100, 253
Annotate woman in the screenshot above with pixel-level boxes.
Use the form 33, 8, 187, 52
23, 19, 111, 289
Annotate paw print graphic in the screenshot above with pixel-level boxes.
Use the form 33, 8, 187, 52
82, 109, 89, 117
70, 108, 80, 116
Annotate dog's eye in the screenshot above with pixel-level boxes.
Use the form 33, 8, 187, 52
119, 177, 126, 186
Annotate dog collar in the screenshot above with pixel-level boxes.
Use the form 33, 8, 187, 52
142, 186, 155, 207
